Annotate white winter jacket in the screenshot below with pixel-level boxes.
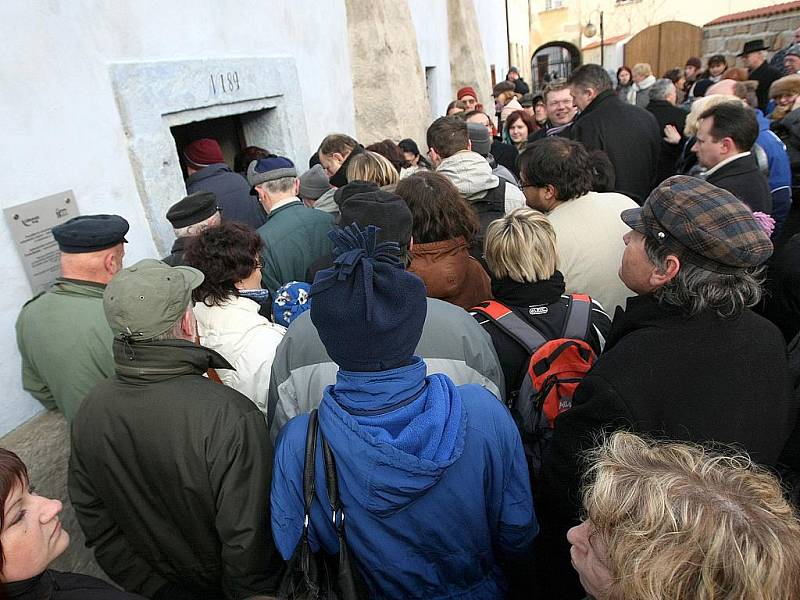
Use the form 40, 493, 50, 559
194, 296, 285, 416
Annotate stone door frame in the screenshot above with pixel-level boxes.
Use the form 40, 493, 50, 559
110, 57, 309, 253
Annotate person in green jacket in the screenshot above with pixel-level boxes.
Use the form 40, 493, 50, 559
247, 156, 334, 294
15, 214, 128, 421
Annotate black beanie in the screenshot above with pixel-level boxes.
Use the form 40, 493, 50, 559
334, 180, 379, 208
339, 190, 412, 248
311, 224, 427, 372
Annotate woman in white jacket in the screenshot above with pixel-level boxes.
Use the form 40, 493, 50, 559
184, 221, 285, 416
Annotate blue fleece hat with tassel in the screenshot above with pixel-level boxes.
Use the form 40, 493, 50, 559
311, 223, 427, 372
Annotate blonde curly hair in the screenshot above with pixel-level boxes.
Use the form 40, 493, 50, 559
582, 432, 800, 600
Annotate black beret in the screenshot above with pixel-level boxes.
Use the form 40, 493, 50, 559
51, 214, 129, 254
166, 191, 219, 228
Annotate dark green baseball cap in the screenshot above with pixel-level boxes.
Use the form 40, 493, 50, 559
103, 259, 204, 341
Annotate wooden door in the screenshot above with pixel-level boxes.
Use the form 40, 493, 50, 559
624, 21, 702, 76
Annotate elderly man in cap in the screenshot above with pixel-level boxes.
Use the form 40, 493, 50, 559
532, 176, 798, 599
16, 214, 128, 421
162, 191, 221, 266
740, 39, 782, 113
247, 155, 334, 294
184, 138, 266, 230
493, 81, 524, 129
69, 259, 281, 600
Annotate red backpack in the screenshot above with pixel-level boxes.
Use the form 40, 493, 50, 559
472, 295, 597, 478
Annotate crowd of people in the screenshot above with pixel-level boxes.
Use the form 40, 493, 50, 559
7, 39, 800, 600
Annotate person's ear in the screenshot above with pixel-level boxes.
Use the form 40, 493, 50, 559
650, 254, 681, 287
332, 152, 344, 163
181, 308, 196, 339
293, 178, 301, 195
720, 137, 735, 155
409, 236, 414, 252
466, 139, 472, 151
544, 184, 557, 202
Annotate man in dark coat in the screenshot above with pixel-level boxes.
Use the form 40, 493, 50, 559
184, 138, 266, 230
694, 101, 772, 214
533, 176, 798, 599
69, 259, 282, 600
740, 39, 782, 113
567, 64, 661, 204
162, 191, 221, 266
646, 78, 687, 186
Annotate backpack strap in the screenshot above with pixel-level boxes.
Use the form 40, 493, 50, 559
473, 300, 548, 354
562, 294, 593, 341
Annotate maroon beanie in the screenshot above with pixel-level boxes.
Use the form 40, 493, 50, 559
184, 139, 225, 167
457, 86, 477, 100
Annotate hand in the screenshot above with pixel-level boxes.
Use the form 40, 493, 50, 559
663, 124, 681, 145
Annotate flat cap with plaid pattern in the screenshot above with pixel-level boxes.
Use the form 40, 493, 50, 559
621, 175, 772, 274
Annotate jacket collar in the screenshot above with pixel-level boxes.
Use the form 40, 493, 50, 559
2, 570, 51, 598
491, 271, 565, 306
576, 89, 617, 120
265, 198, 303, 221
170, 236, 187, 255
605, 294, 703, 351
50, 277, 106, 298
112, 338, 233, 381
185, 163, 230, 186
702, 152, 753, 178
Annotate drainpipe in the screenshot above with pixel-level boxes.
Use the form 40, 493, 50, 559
505, 0, 512, 76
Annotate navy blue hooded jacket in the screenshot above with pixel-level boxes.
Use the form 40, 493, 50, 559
271, 358, 537, 599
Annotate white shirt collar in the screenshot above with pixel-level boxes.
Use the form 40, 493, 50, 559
702, 151, 750, 177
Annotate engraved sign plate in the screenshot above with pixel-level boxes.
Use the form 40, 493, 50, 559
4, 191, 80, 294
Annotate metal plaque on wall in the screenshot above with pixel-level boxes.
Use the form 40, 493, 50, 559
4, 191, 80, 295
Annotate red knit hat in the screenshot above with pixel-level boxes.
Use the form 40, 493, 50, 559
457, 86, 477, 101
184, 138, 225, 167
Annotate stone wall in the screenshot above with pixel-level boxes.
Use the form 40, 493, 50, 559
345, 0, 430, 147
1, 410, 106, 578
703, 12, 800, 65
448, 0, 494, 113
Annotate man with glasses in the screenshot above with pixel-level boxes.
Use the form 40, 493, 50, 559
528, 80, 578, 142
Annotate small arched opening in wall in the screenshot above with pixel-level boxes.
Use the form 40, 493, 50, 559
530, 42, 581, 91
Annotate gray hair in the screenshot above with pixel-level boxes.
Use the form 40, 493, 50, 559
173, 211, 221, 239
649, 78, 676, 101
645, 237, 764, 319
257, 176, 297, 195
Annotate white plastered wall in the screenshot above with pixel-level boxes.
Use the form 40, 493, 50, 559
0, 0, 355, 435
407, 0, 453, 120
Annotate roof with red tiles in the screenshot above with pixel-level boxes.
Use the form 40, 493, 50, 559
582, 34, 629, 51
705, 1, 800, 26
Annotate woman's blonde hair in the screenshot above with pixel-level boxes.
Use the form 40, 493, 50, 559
684, 94, 742, 136
484, 208, 557, 283
632, 63, 653, 78
582, 432, 800, 600
346, 150, 399, 187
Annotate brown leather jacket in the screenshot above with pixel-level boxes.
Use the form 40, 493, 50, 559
408, 237, 490, 310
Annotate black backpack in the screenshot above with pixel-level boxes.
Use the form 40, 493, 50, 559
469, 180, 506, 260
472, 296, 596, 481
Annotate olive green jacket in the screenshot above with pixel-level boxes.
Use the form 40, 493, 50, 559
15, 278, 114, 421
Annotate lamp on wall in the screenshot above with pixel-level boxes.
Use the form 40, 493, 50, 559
583, 10, 604, 67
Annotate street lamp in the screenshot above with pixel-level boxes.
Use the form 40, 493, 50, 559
583, 10, 605, 67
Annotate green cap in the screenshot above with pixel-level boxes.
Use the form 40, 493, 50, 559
103, 259, 204, 341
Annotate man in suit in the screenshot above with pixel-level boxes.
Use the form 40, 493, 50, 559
740, 39, 782, 113
567, 64, 661, 204
693, 101, 772, 215
646, 78, 687, 186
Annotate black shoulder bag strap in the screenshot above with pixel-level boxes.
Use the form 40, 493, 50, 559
299, 410, 322, 594
319, 422, 367, 599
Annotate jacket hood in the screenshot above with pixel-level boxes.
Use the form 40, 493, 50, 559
318, 358, 466, 517
437, 150, 498, 201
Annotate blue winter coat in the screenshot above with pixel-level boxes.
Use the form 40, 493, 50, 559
756, 109, 792, 234
185, 163, 267, 230
271, 358, 537, 600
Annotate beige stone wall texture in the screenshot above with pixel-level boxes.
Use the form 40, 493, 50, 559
448, 0, 494, 115
702, 12, 800, 65
345, 0, 430, 149
1, 410, 107, 579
